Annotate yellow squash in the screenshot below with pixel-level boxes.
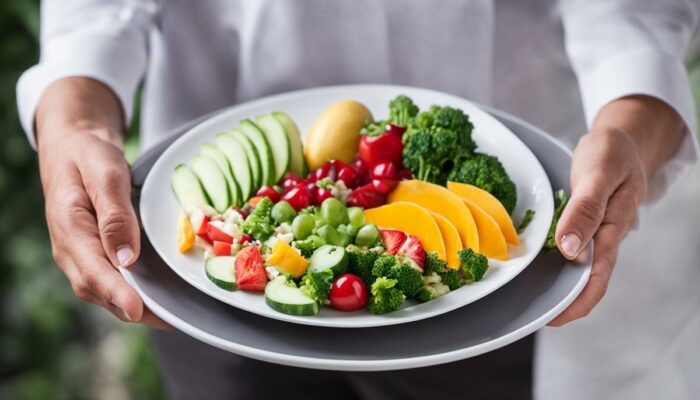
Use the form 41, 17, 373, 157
388, 180, 479, 252
429, 212, 462, 270
462, 198, 509, 260
447, 181, 519, 245
177, 213, 195, 253
267, 240, 309, 278
364, 202, 446, 260
304, 100, 373, 171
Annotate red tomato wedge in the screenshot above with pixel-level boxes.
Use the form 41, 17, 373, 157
207, 224, 234, 244
235, 246, 268, 292
213, 241, 232, 256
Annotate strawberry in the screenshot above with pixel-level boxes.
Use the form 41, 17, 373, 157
235, 246, 268, 292
213, 241, 232, 256
380, 229, 407, 255
397, 235, 426, 271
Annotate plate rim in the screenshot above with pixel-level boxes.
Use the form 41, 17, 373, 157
139, 84, 554, 328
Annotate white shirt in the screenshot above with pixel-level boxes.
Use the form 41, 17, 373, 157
16, 1, 700, 398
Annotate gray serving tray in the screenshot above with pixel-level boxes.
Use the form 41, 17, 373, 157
124, 107, 591, 371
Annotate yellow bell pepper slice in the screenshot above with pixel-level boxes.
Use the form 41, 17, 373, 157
267, 240, 309, 278
177, 213, 196, 253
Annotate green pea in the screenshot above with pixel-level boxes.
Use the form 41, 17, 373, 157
271, 200, 297, 224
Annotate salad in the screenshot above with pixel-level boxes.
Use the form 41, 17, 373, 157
171, 96, 531, 316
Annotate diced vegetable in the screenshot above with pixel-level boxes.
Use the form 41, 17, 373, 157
205, 256, 237, 291
265, 276, 319, 316
267, 240, 309, 278
177, 213, 195, 253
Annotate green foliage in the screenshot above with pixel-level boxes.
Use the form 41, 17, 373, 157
0, 2, 162, 398
402, 104, 476, 184
368, 253, 422, 297
447, 153, 517, 214
242, 197, 275, 241
388, 95, 419, 127
367, 277, 405, 315
346, 247, 380, 289
422, 252, 462, 290
517, 209, 536, 234
299, 270, 333, 302
458, 248, 489, 283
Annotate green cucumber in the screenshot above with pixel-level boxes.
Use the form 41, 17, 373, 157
216, 133, 254, 202
229, 129, 262, 190
308, 245, 348, 276
171, 164, 210, 213
265, 276, 319, 316
239, 119, 275, 186
273, 112, 307, 176
199, 143, 242, 207
205, 256, 237, 291
191, 155, 230, 213
256, 114, 291, 183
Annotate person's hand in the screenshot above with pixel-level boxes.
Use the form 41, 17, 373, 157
36, 77, 170, 329
549, 96, 685, 326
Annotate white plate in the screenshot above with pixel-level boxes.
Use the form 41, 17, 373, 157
140, 85, 554, 328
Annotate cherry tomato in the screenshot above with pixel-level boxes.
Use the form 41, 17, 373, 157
371, 178, 398, 194
281, 172, 303, 191
370, 162, 399, 181
351, 156, 368, 176
337, 166, 358, 188
314, 186, 333, 204
346, 184, 386, 209
359, 131, 403, 167
280, 183, 313, 211
256, 185, 281, 202
329, 273, 368, 311
385, 124, 407, 137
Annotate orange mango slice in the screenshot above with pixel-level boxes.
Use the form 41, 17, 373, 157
364, 202, 446, 260
447, 181, 519, 245
429, 212, 462, 270
462, 198, 508, 260
388, 180, 479, 252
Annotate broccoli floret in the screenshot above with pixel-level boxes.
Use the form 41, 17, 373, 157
388, 95, 419, 127
458, 248, 489, 283
367, 277, 405, 315
416, 273, 451, 302
293, 235, 324, 258
439, 269, 463, 291
371, 253, 397, 277
347, 247, 380, 289
299, 269, 333, 303
543, 190, 569, 251
241, 197, 275, 241
369, 253, 422, 297
402, 105, 476, 184
448, 153, 517, 214
423, 252, 447, 275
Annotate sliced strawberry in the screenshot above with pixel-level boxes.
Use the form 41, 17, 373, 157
397, 235, 426, 271
190, 209, 210, 237
213, 241, 232, 256
380, 229, 407, 255
235, 246, 268, 291
207, 224, 234, 244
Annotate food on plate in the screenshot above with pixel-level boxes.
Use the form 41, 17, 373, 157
387, 180, 479, 252
462, 198, 509, 260
447, 181, 519, 245
363, 202, 445, 260
447, 153, 517, 215
170, 94, 538, 317
304, 100, 373, 171
543, 189, 568, 251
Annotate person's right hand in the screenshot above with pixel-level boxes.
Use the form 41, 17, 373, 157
35, 77, 170, 329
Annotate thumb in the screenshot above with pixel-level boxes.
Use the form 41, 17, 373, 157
88, 163, 141, 268
555, 175, 612, 260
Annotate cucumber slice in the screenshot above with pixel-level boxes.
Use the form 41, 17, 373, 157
273, 112, 307, 176
308, 245, 348, 276
265, 276, 319, 316
239, 119, 275, 186
205, 256, 237, 290
229, 129, 262, 190
191, 155, 230, 213
215, 133, 253, 202
171, 164, 210, 213
256, 114, 290, 183
199, 143, 242, 207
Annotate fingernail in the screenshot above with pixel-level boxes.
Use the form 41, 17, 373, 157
112, 302, 133, 321
116, 245, 134, 267
561, 234, 581, 258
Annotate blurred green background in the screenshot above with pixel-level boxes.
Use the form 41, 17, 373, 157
2, 2, 700, 399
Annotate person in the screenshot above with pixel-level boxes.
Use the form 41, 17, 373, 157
17, 1, 700, 399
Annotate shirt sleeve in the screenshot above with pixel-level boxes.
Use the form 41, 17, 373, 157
16, 0, 157, 149
562, 0, 700, 202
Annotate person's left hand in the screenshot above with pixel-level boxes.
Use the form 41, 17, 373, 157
548, 96, 685, 326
